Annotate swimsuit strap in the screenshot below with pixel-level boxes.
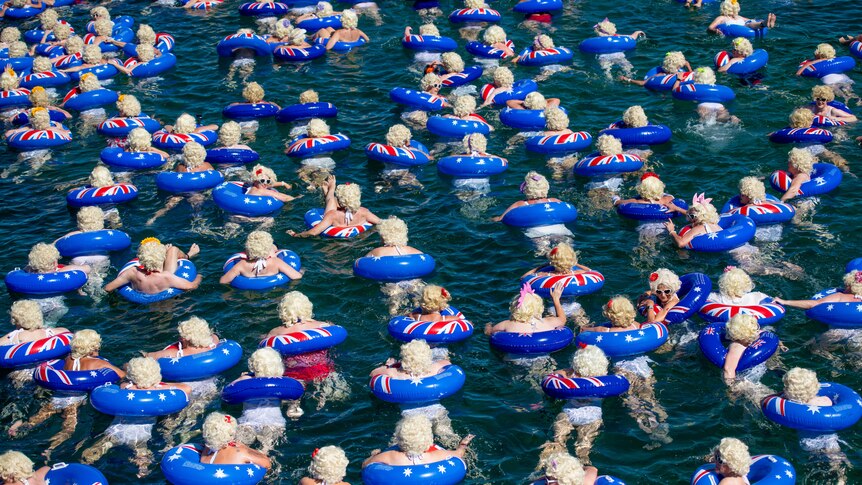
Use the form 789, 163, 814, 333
252, 257, 267, 276
176, 341, 184, 358
45, 328, 55, 337
6, 329, 23, 344
344, 209, 353, 224
395, 245, 404, 256
72, 357, 81, 371
208, 447, 218, 464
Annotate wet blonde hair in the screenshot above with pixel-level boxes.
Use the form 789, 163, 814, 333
93, 18, 113, 37
203, 412, 238, 450
524, 92, 546, 110
136, 24, 156, 45
493, 67, 514, 88
662, 51, 686, 72
29, 108, 51, 131
694, 66, 716, 85
648, 268, 681, 293
542, 452, 585, 485
307, 118, 330, 138
377, 216, 408, 246
726, 314, 759, 346
420, 284, 450, 312
90, 6, 110, 20
452, 95, 476, 117
82, 44, 102, 64
0, 451, 34, 482
788, 147, 816, 173
420, 73, 442, 91
483, 25, 507, 44
7, 41, 26, 58
65, 36, 84, 54
688, 201, 720, 225
174, 113, 197, 134
308, 446, 348, 484
137, 239, 166, 272
738, 176, 765, 202
814, 43, 836, 60
783, 367, 821, 403
135, 44, 155, 63
340, 9, 358, 29
126, 357, 161, 388
535, 34, 554, 49
178, 316, 213, 348
715, 438, 750, 477
549, 243, 577, 273
250, 164, 277, 184
732, 37, 753, 57
128, 127, 152, 151
53, 23, 72, 42
441, 52, 464, 73
719, 0, 739, 16
77, 206, 105, 232
788, 108, 814, 129
0, 69, 19, 91
299, 89, 318, 104
463, 132, 487, 153
811, 85, 835, 103
10, 300, 43, 330
509, 290, 544, 323
28, 243, 59, 273
385, 124, 412, 147
182, 141, 206, 169
248, 347, 284, 377
32, 56, 52, 73
604, 296, 636, 327
79, 73, 101, 93
400, 339, 433, 375
843, 271, 862, 297
596, 134, 623, 156
418, 24, 439, 36
0, 27, 20, 44
623, 105, 648, 128
245, 230, 273, 260
242, 82, 264, 103
572, 345, 608, 377
595, 19, 616, 36
116, 94, 142, 117
89, 165, 114, 187
219, 121, 241, 146
395, 415, 434, 455
278, 291, 314, 325
335, 183, 361, 212
71, 329, 102, 359
544, 107, 568, 131
637, 175, 665, 201
522, 171, 549, 199
719, 268, 754, 299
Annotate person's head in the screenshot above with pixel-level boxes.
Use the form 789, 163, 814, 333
136, 24, 156, 45
385, 124, 412, 147
289, 29, 308, 46
544, 107, 569, 131
522, 171, 549, 199
465, 0, 486, 8
595, 134, 623, 156
116, 94, 142, 117
719, 267, 753, 299
662, 51, 687, 73
637, 172, 665, 201
245, 230, 273, 260
340, 9, 358, 29
181, 141, 207, 170
452, 95, 477, 118
307, 118, 330, 138
137, 237, 167, 272
441, 52, 464, 73
250, 164, 278, 186
0, 67, 18, 91
814, 43, 836, 60
377, 216, 409, 246
812, 85, 835, 105
843, 270, 862, 297
126, 356, 161, 388
53, 23, 72, 42
308, 446, 348, 484
315, 1, 333, 15
242, 82, 265, 103
400, 339, 433, 375
279, 291, 313, 325
10, 0, 25, 9
621, 106, 648, 128
693, 66, 716, 85
272, 20, 292, 39
10, 300, 42, 330
32, 56, 52, 73
29, 86, 49, 108
83, 44, 102, 64
509, 284, 544, 322
135, 43, 155, 63
787, 147, 816, 174
648, 268, 681, 300
77, 206, 104, 232
713, 438, 750, 478
463, 132, 487, 153
128, 127, 153, 152
299, 89, 318, 104
548, 243, 577, 273
603, 296, 636, 326
174, 113, 197, 134
178, 316, 213, 348
89, 165, 114, 187
493, 67, 514, 88
572, 344, 608, 377
523, 91, 546, 110
0, 27, 20, 44
247, 347, 284, 377
65, 36, 84, 54
0, 451, 34, 483
394, 415, 434, 455
719, 0, 739, 16
28, 242, 59, 273
541, 452, 585, 485
534, 34, 554, 50
420, 285, 450, 312
418, 23, 439, 36
79, 72, 101, 93
788, 108, 814, 129
7, 41, 26, 58
594, 18, 616, 36
738, 176, 766, 203
218, 121, 241, 147
420, 73, 442, 92
731, 37, 753, 57
38, 8, 58, 29
90, 6, 110, 20
94, 18, 113, 37
202, 412, 238, 451
29, 108, 51, 131
334, 182, 361, 212
70, 329, 102, 359
726, 314, 759, 346
687, 198, 720, 226
783, 367, 821, 403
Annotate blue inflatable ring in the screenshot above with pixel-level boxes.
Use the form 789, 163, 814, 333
45, 463, 108, 485
521, 268, 604, 298
437, 155, 508, 178
578, 35, 636, 54
157, 340, 242, 382
638, 273, 712, 325
303, 208, 373, 238
85, 15, 134, 34
353, 253, 436, 282
804, 288, 862, 329
389, 87, 447, 111
0, 332, 72, 368
212, 182, 285, 217
501, 200, 578, 228
161, 444, 267, 485
3, 5, 45, 19
672, 83, 735, 104
5, 269, 87, 296
691, 455, 796, 485
365, 141, 431, 167
155, 170, 225, 193
769, 164, 842, 197
11, 109, 67, 126
126, 53, 177, 78
152, 129, 218, 150
276, 102, 337, 123
526, 131, 593, 155
721, 194, 795, 225
402, 34, 457, 53
799, 56, 856, 78
56, 230, 131, 258
67, 183, 139, 207
698, 298, 786, 326
68, 64, 119, 81
216, 33, 273, 57
285, 133, 351, 158
599, 121, 672, 146
427, 115, 490, 138
576, 322, 669, 357
768, 127, 833, 144
206, 147, 260, 165
716, 23, 768, 39
516, 47, 574, 66
574, 152, 643, 176
6, 129, 72, 150
499, 107, 567, 131
762, 383, 862, 432
541, 373, 630, 399
34, 358, 120, 391
449, 7, 501, 23
260, 325, 348, 356
19, 71, 71, 89
298, 15, 342, 33
388, 308, 474, 344
91, 383, 189, 416
642, 66, 694, 91
513, 0, 563, 14
272, 44, 327, 62
97, 116, 161, 137
370, 364, 466, 404
465, 40, 515, 59
698, 322, 779, 371
616, 198, 688, 221
313, 36, 366, 53
481, 79, 538, 105
100, 147, 166, 170
442, 65, 483, 88
116, 259, 197, 304
363, 448, 466, 485
679, 213, 755, 252
221, 376, 304, 404
222, 102, 279, 121
715, 49, 769, 76
490, 327, 573, 355
62, 88, 119, 112
238, 1, 289, 15
222, 249, 301, 290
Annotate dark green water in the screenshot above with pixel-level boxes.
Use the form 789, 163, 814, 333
2, 0, 862, 483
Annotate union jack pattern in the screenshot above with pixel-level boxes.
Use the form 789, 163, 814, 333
123, 58, 141, 69
9, 130, 72, 142
699, 302, 784, 320
852, 41, 862, 57
452, 8, 500, 16
240, 1, 285, 11
156, 33, 176, 50
262, 328, 334, 348
690, 468, 715, 484
542, 374, 605, 390
645, 322, 667, 339
0, 88, 30, 98
3, 332, 72, 361
52, 53, 82, 69
99, 118, 149, 131
813, 115, 846, 127
370, 374, 392, 394
783, 127, 830, 137
523, 270, 604, 290
62, 88, 82, 104
35, 360, 72, 386
714, 50, 731, 68
287, 134, 348, 154
762, 394, 786, 416
576, 153, 641, 167
521, 48, 565, 59
402, 319, 473, 335
770, 170, 800, 194
536, 131, 591, 146
152, 131, 209, 145
366, 143, 418, 159
321, 223, 371, 238
72, 183, 136, 199
273, 46, 316, 58
22, 72, 65, 82
728, 201, 793, 217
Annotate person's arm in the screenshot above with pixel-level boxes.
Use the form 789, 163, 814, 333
111, 59, 134, 75
287, 213, 334, 237
491, 201, 520, 221
780, 175, 807, 202
242, 447, 272, 469
403, 26, 412, 37
53, 107, 73, 118
103, 270, 132, 292
665, 200, 688, 214
364, 209, 382, 225
664, 220, 693, 248
169, 273, 202, 291
506, 99, 526, 109
832, 108, 857, 122
629, 31, 645, 39
62, 263, 91, 274
520, 265, 544, 278
723, 343, 745, 383
273, 259, 303, 280
653, 296, 678, 322
772, 297, 825, 309
103, 361, 126, 378
219, 263, 243, 284
147, 147, 170, 158
325, 31, 342, 50
362, 451, 384, 467
549, 284, 565, 326
795, 59, 817, 76
707, 17, 724, 33
451, 434, 475, 458
196, 124, 219, 132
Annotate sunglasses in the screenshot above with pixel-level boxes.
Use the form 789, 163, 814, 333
712, 451, 724, 465
258, 178, 272, 184
655, 289, 673, 295
815, 97, 828, 102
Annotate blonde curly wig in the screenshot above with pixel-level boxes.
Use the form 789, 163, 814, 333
522, 171, 549, 199
732, 37, 753, 57
218, 121, 241, 146
28, 243, 59, 273
493, 66, 514, 88
272, 21, 293, 39
82, 44, 102, 64
509, 291, 544, 323
544, 107, 569, 132
377, 216, 409, 247
90, 6, 110, 20
299, 89, 319, 104
116, 94, 142, 117
441, 52, 464, 73
787, 147, 816, 173
463, 133, 487, 153
595, 134, 623, 156
65, 36, 84, 54
572, 345, 608, 377
548, 243, 577, 273
0, 69, 19, 91
242, 82, 265, 103
137, 239, 166, 272
248, 347, 284, 377
53, 23, 72, 42
400, 339, 433, 375
203, 412, 238, 451
814, 43, 836, 60
93, 18, 113, 37
174, 113, 197, 134
395, 415, 434, 455
811, 85, 835, 103
783, 367, 821, 403
335, 183, 361, 212
595, 19, 616, 36
419, 284, 450, 313
687, 201, 720, 225
420, 73, 442, 91
789, 108, 814, 129
464, 0, 487, 8
316, 1, 334, 16
178, 316, 213, 348
523, 91, 546, 110
79, 73, 101, 93
39, 8, 58, 29
10, 300, 43, 330
623, 105, 648, 128
279, 291, 314, 325
0, 451, 34, 482
452, 95, 476, 118
245, 230, 274, 260
128, 127, 153, 151
7, 41, 25, 58
136, 24, 156, 45
648, 268, 681, 293
738, 176, 766, 202
418, 24, 439, 36
535, 34, 554, 49
29, 108, 51, 131
126, 357, 162, 388
637, 175, 665, 201
135, 44, 155, 63
307, 118, 330, 138
715, 438, 750, 477
482, 25, 506, 44
250, 164, 277, 184
604, 296, 636, 327
289, 29, 308, 46
340, 9, 358, 29
385, 124, 412, 147
719, 0, 739, 16
693, 66, 716, 85
182, 141, 207, 170
726, 314, 759, 346
843, 271, 862, 297
70, 329, 102, 359
542, 452, 585, 485
308, 446, 348, 484
32, 56, 52, 73
89, 165, 114, 187
0, 27, 20, 44
719, 268, 754, 299
77, 206, 105, 232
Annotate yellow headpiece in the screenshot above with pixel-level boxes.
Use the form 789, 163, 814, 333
141, 237, 161, 245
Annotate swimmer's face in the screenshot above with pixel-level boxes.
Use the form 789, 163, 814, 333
655, 284, 673, 303
739, 194, 751, 205
814, 96, 827, 106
